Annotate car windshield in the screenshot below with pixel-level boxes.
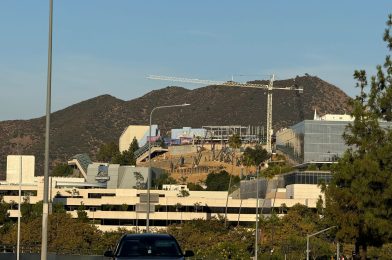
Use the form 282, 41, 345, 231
117, 236, 182, 258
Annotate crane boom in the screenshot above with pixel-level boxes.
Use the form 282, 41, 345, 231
147, 74, 303, 153
147, 75, 225, 85
147, 75, 296, 90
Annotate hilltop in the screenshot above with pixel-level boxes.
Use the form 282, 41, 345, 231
0, 75, 351, 177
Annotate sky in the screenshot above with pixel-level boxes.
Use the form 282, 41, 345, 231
0, 1, 391, 121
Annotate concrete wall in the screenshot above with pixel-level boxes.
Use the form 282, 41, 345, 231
168, 145, 197, 155
86, 163, 105, 184
6, 155, 35, 184
285, 184, 322, 199
87, 164, 158, 189
107, 164, 120, 189
240, 178, 279, 199
117, 166, 148, 189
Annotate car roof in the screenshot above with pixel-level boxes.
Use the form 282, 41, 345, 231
122, 233, 174, 239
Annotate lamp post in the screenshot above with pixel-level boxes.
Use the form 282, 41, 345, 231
17, 156, 22, 260
254, 166, 260, 260
306, 226, 336, 260
146, 103, 190, 232
41, 0, 53, 259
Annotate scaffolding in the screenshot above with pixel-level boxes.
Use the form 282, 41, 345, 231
202, 125, 264, 143
192, 125, 265, 166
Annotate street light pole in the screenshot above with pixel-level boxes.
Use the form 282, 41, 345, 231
17, 156, 22, 260
41, 0, 53, 259
254, 167, 259, 260
146, 103, 190, 232
306, 226, 336, 260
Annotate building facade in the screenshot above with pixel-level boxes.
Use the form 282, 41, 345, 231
0, 173, 325, 231
6, 155, 35, 184
119, 125, 159, 152
170, 127, 206, 145
276, 120, 349, 163
277, 113, 392, 163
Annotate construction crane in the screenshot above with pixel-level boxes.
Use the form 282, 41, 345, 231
147, 74, 303, 153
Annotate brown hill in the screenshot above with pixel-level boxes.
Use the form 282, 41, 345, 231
0, 75, 351, 177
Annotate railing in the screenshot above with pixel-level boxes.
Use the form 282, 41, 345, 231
134, 142, 161, 159
170, 166, 222, 175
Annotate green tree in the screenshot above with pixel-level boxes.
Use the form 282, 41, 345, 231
153, 172, 177, 189
97, 142, 120, 163
323, 15, 392, 259
112, 143, 137, 165
52, 202, 66, 214
262, 163, 293, 179
258, 204, 334, 259
177, 190, 190, 197
77, 202, 89, 223
187, 182, 204, 191
129, 137, 139, 153
52, 163, 73, 177
21, 198, 43, 222
167, 217, 254, 259
0, 197, 10, 225
242, 144, 270, 167
133, 171, 145, 189
205, 170, 240, 191
228, 133, 242, 150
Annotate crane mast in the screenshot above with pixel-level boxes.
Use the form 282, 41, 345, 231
266, 74, 274, 154
147, 74, 302, 153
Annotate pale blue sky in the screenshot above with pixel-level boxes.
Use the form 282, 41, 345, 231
0, 1, 391, 120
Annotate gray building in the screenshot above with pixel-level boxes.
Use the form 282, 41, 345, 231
240, 170, 333, 199
276, 113, 392, 163
86, 163, 163, 189
276, 120, 348, 163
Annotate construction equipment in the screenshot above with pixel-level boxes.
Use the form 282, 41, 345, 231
147, 74, 303, 153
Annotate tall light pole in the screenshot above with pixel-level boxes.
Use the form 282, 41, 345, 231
306, 226, 336, 260
17, 156, 22, 260
146, 103, 190, 232
254, 166, 260, 260
41, 0, 53, 259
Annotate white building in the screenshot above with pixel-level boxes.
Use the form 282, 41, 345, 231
1, 177, 324, 232
5, 155, 35, 185
119, 125, 159, 152
0, 155, 326, 231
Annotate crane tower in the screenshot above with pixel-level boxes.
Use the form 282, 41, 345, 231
147, 74, 303, 153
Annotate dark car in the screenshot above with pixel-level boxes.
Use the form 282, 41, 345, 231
104, 233, 194, 259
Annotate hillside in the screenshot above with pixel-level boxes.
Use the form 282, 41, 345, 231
0, 75, 351, 177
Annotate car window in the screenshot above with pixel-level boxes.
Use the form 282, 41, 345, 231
153, 239, 181, 256
118, 240, 147, 257
118, 237, 182, 257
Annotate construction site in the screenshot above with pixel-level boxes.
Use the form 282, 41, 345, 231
131, 74, 303, 184
137, 125, 264, 184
